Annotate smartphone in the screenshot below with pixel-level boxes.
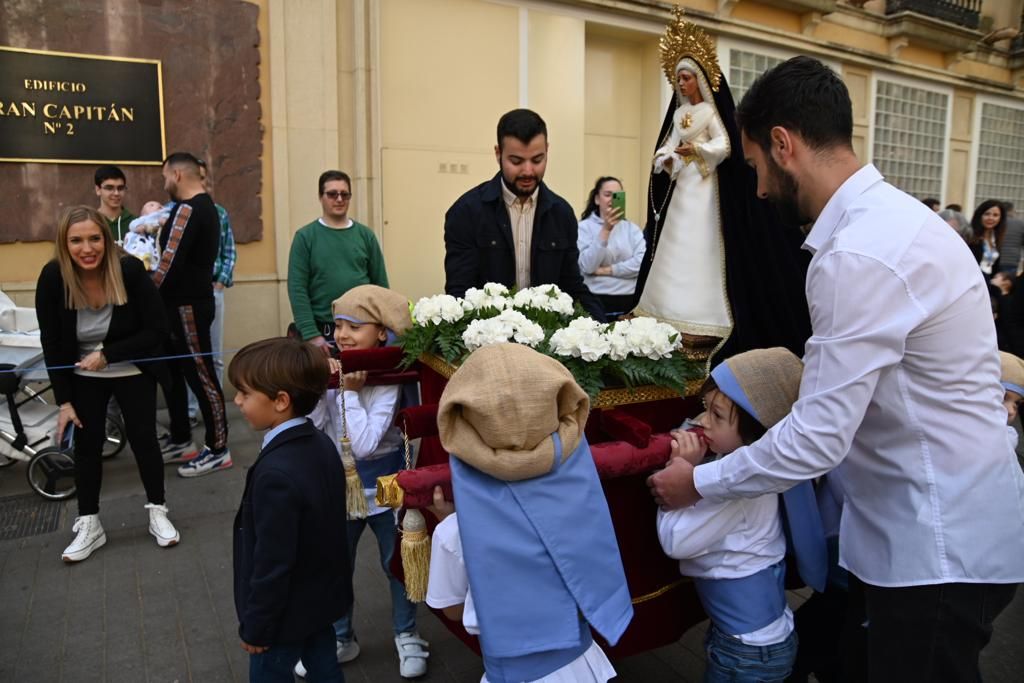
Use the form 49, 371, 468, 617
60, 423, 75, 452
611, 191, 626, 216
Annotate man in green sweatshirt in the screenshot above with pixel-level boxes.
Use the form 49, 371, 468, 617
287, 170, 389, 354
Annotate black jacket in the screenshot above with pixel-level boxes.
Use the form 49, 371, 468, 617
444, 173, 604, 320
233, 420, 352, 646
35, 256, 169, 405
155, 193, 220, 305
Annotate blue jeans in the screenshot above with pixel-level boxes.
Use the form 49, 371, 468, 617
334, 510, 417, 641
249, 624, 344, 682
703, 623, 797, 683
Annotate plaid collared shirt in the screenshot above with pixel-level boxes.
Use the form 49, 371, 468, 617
212, 203, 237, 287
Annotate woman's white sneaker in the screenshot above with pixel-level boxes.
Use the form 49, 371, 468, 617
145, 503, 180, 547
62, 514, 106, 562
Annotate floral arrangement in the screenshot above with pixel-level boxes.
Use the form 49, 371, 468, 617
402, 283, 700, 398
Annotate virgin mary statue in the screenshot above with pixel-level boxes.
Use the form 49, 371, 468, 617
634, 9, 810, 364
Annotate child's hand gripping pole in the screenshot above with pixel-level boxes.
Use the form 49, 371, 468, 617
398, 418, 430, 603
337, 356, 370, 520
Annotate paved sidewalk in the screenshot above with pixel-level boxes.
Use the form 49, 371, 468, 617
1, 404, 1022, 682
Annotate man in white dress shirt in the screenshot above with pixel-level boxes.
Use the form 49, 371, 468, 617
648, 56, 1024, 681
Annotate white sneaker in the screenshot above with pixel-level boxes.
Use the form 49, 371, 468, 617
145, 503, 180, 547
395, 632, 429, 678
62, 514, 106, 562
337, 638, 360, 663
293, 660, 307, 678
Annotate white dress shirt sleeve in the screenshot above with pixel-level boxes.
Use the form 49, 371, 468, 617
426, 514, 468, 609
657, 499, 748, 560
335, 384, 400, 460
696, 250, 928, 500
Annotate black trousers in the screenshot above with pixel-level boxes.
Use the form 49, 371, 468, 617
72, 372, 164, 516
846, 575, 1017, 683
166, 300, 228, 451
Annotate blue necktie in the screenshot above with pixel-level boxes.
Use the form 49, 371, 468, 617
780, 481, 829, 593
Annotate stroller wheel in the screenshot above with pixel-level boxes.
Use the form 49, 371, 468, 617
26, 447, 77, 500
102, 414, 126, 459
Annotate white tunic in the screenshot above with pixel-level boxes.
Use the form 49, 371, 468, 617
426, 515, 617, 683
635, 100, 731, 336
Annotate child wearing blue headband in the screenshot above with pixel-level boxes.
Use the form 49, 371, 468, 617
657, 347, 827, 683
296, 284, 429, 680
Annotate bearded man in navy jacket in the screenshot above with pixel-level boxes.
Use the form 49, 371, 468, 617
443, 109, 604, 321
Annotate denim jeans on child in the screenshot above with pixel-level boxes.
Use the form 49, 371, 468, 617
249, 624, 344, 683
334, 509, 417, 641
703, 623, 797, 683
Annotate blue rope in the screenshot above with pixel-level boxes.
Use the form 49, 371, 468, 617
0, 340, 341, 375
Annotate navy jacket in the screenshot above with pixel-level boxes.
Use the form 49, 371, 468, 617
233, 420, 352, 646
444, 173, 604, 320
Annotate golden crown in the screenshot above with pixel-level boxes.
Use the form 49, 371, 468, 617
659, 6, 721, 93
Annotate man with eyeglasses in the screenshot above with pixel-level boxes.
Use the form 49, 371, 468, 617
287, 170, 389, 354
94, 165, 136, 246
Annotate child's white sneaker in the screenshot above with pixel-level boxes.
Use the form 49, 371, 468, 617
62, 514, 106, 562
395, 632, 429, 678
337, 638, 360, 663
145, 503, 180, 547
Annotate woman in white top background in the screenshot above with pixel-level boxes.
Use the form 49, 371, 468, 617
576, 176, 646, 318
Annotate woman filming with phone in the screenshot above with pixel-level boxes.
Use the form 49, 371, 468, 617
36, 205, 180, 563
577, 176, 646, 318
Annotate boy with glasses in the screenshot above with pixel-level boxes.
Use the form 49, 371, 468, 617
94, 165, 135, 245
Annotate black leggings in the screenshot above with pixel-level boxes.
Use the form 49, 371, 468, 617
72, 372, 164, 516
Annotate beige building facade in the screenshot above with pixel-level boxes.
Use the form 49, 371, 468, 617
4, 0, 1024, 380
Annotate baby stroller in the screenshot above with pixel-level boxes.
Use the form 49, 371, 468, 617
0, 345, 126, 501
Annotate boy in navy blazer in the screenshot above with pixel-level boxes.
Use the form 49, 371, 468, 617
230, 337, 352, 682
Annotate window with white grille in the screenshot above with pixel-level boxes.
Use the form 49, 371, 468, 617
974, 101, 1024, 209
728, 49, 784, 102
871, 79, 949, 200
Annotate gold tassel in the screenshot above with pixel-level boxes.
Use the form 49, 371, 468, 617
336, 354, 368, 520
340, 436, 369, 520
400, 508, 430, 603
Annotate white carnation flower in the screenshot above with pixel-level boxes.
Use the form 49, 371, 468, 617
412, 294, 465, 325
549, 317, 611, 362
511, 285, 575, 316
607, 317, 680, 360
462, 309, 544, 351
462, 283, 510, 312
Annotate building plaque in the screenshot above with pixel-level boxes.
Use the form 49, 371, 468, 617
0, 46, 165, 165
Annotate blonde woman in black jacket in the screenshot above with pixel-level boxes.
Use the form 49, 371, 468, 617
36, 205, 180, 562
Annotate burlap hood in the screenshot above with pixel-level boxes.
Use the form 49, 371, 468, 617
331, 284, 412, 336
715, 347, 803, 429
438, 343, 590, 481
1000, 351, 1024, 395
